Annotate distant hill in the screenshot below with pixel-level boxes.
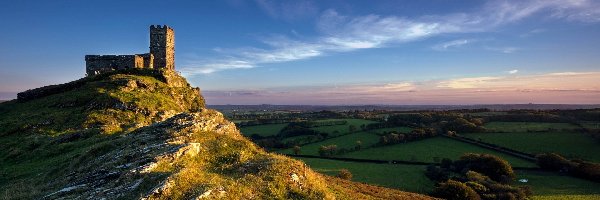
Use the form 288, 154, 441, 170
0, 69, 432, 199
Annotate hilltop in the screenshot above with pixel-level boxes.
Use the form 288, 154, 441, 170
0, 69, 433, 199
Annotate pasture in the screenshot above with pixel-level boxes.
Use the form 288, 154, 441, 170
483, 122, 579, 132
239, 123, 288, 137
298, 157, 434, 193
310, 119, 376, 136
464, 132, 600, 162
342, 137, 537, 167
515, 170, 600, 200
279, 131, 380, 155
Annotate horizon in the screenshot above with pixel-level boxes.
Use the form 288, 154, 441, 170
1, 0, 600, 104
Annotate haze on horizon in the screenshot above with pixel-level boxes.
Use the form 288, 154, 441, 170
1, 0, 599, 105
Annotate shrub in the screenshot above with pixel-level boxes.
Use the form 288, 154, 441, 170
454, 153, 515, 183
432, 180, 481, 200
337, 169, 353, 180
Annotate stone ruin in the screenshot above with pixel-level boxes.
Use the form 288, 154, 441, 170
85, 25, 175, 76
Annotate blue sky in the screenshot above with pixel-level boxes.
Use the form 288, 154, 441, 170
1, 0, 599, 104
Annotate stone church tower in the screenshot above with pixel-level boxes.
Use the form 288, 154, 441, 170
150, 25, 175, 70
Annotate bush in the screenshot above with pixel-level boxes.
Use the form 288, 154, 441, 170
454, 153, 515, 183
337, 169, 353, 180
432, 180, 481, 200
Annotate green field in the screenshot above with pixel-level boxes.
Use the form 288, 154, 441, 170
515, 170, 600, 200
367, 127, 413, 134
484, 122, 579, 132
342, 137, 537, 167
310, 119, 377, 136
298, 157, 434, 193
463, 132, 600, 162
239, 123, 288, 137
279, 131, 381, 155
579, 121, 600, 129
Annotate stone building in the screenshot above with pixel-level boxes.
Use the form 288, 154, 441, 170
85, 25, 174, 76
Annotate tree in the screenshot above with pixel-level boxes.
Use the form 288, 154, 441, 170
293, 145, 301, 155
318, 145, 338, 157
432, 180, 481, 200
454, 153, 515, 183
337, 169, 353, 180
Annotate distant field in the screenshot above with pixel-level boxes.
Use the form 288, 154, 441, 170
310, 119, 376, 136
367, 127, 413, 134
579, 121, 600, 129
463, 132, 600, 162
279, 131, 380, 155
239, 123, 288, 137
298, 157, 434, 193
515, 170, 600, 200
484, 122, 579, 132
468, 112, 508, 117
342, 137, 536, 168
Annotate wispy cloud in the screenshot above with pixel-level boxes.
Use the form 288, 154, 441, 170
508, 69, 519, 74
203, 71, 600, 105
181, 0, 600, 75
432, 39, 471, 51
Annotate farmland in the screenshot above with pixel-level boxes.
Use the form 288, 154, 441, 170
239, 123, 288, 137
298, 157, 434, 193
463, 132, 600, 162
342, 137, 537, 168
227, 107, 600, 198
483, 122, 579, 132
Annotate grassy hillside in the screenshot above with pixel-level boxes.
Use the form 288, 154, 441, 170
0, 70, 432, 199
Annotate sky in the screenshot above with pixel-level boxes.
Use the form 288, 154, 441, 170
1, 0, 599, 105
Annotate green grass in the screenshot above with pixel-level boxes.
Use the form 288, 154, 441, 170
342, 137, 537, 168
239, 123, 288, 137
514, 170, 600, 199
579, 121, 600, 129
367, 127, 413, 134
310, 119, 377, 136
484, 122, 579, 132
463, 132, 600, 162
297, 157, 434, 193
279, 131, 381, 156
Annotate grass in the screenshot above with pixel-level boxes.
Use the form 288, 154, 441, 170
342, 137, 537, 168
367, 127, 413, 134
463, 132, 600, 162
514, 170, 600, 199
239, 123, 288, 137
484, 122, 579, 132
278, 131, 381, 156
298, 157, 435, 193
579, 121, 600, 129
310, 119, 377, 136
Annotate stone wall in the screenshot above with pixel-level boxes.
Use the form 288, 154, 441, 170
150, 25, 175, 70
139, 53, 154, 69
85, 55, 144, 76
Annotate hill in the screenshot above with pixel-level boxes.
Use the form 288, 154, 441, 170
0, 69, 433, 199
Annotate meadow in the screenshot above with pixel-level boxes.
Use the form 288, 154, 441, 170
463, 132, 600, 162
341, 137, 537, 168
298, 157, 434, 193
514, 170, 600, 200
239, 123, 288, 137
309, 119, 376, 136
483, 122, 579, 132
278, 131, 381, 155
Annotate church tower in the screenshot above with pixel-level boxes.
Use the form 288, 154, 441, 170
149, 25, 175, 70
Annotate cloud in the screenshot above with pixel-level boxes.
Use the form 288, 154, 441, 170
181, 0, 600, 75
432, 39, 471, 51
203, 71, 600, 105
508, 69, 519, 74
